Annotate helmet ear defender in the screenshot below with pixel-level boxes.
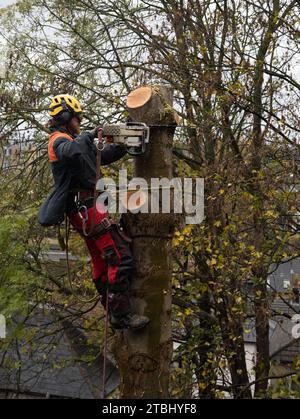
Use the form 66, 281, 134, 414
53, 100, 74, 125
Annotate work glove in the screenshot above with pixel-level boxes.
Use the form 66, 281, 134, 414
89, 126, 102, 139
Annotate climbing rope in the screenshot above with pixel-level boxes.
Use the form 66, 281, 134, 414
64, 215, 111, 399
63, 129, 104, 302
62, 129, 112, 398
64, 215, 99, 304
102, 291, 109, 399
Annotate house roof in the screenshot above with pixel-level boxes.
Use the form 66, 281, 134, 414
0, 308, 119, 399
244, 259, 300, 363
268, 259, 300, 293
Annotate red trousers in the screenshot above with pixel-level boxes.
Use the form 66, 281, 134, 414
69, 204, 133, 317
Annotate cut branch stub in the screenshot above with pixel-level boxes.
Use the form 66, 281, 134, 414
126, 86, 152, 109
126, 85, 178, 126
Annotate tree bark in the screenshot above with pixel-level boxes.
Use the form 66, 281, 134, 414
250, 2, 279, 396
113, 85, 177, 399
253, 272, 270, 398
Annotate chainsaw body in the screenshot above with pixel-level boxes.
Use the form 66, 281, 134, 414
101, 122, 150, 155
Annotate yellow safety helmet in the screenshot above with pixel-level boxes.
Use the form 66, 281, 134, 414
49, 94, 83, 122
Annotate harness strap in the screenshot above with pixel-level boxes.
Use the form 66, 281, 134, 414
81, 129, 104, 238
79, 215, 113, 239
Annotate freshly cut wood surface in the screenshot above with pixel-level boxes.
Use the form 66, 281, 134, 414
126, 86, 152, 109
174, 112, 182, 125
126, 85, 176, 126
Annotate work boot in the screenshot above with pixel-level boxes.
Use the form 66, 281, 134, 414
110, 313, 150, 330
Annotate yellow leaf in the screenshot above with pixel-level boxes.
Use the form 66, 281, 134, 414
265, 210, 277, 218
199, 383, 207, 390
184, 308, 193, 316
183, 225, 192, 235
209, 257, 217, 266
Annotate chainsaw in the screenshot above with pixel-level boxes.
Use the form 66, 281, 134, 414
100, 122, 150, 155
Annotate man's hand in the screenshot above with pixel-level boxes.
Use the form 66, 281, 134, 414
89, 126, 102, 139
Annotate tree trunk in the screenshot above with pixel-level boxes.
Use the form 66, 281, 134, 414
254, 274, 270, 398
113, 85, 177, 399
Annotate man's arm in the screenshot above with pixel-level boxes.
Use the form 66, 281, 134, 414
88, 126, 127, 164
53, 131, 127, 164
101, 144, 127, 165
53, 132, 94, 160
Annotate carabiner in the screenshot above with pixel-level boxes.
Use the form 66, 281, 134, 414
97, 141, 105, 151
78, 205, 89, 222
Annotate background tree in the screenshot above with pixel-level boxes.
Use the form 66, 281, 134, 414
1, 0, 300, 398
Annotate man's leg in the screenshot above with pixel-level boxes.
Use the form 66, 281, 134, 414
85, 238, 109, 310
92, 224, 149, 330
69, 208, 149, 329
69, 211, 109, 310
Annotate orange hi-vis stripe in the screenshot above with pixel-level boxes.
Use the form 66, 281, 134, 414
48, 131, 73, 162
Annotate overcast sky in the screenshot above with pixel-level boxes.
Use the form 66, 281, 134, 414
0, 0, 16, 7
0, 0, 299, 82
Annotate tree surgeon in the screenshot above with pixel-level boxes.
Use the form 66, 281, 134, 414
38, 94, 149, 330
